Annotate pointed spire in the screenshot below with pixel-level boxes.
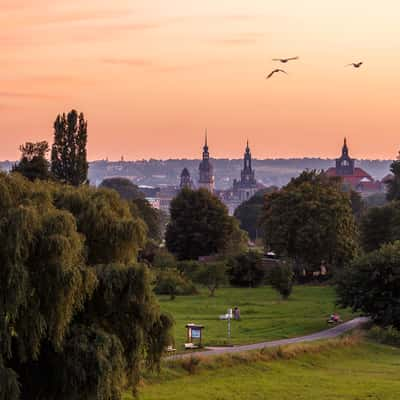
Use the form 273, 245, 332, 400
246, 139, 250, 152
205, 129, 208, 147
344, 137, 347, 147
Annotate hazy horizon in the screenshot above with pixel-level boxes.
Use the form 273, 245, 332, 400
2, 1, 400, 161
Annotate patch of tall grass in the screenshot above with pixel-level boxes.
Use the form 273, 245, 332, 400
151, 334, 362, 381
368, 325, 400, 347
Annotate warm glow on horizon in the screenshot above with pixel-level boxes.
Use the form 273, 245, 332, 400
2, 0, 400, 161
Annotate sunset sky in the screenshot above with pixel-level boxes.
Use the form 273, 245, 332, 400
2, 0, 400, 161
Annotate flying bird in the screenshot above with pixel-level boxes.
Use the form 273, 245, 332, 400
346, 62, 363, 68
266, 69, 288, 79
272, 56, 299, 63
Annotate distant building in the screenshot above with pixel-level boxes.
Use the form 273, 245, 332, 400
198, 132, 215, 192
233, 141, 259, 201
180, 168, 194, 189
326, 138, 383, 196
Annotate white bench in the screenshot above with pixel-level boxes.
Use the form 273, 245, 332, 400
184, 343, 199, 350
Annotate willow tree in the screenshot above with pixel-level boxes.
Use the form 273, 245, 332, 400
0, 173, 173, 400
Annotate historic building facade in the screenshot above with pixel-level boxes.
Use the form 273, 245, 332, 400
326, 138, 383, 195
198, 133, 215, 192
232, 141, 259, 201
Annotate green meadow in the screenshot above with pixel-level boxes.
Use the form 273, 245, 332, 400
134, 340, 400, 400
157, 285, 354, 349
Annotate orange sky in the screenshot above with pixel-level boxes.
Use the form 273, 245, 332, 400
2, 0, 400, 161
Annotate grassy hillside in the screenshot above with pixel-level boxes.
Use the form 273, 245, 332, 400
158, 286, 354, 349
134, 339, 400, 400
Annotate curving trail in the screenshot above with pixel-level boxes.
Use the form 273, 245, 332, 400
167, 317, 370, 360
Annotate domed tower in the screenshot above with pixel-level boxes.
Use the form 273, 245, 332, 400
180, 167, 193, 189
198, 131, 215, 192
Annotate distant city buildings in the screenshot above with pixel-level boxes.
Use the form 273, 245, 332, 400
326, 138, 385, 196
92, 136, 391, 213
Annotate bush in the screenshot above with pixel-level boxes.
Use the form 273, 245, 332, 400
336, 241, 400, 329
154, 268, 197, 299
368, 326, 400, 347
152, 249, 177, 269
177, 260, 202, 281
195, 261, 228, 297
269, 262, 294, 299
228, 251, 265, 287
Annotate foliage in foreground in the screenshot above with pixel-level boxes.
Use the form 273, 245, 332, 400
336, 240, 400, 330
0, 173, 173, 400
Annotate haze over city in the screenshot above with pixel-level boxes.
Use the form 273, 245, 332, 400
2, 0, 400, 161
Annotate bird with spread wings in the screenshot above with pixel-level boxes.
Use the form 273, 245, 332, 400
272, 56, 299, 63
346, 62, 363, 68
266, 69, 288, 79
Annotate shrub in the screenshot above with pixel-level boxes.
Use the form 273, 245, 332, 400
194, 261, 228, 297
336, 241, 400, 329
177, 260, 202, 281
154, 268, 197, 299
368, 326, 400, 347
269, 262, 294, 299
228, 251, 265, 287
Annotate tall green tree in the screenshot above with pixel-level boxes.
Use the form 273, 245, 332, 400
336, 241, 400, 329
166, 188, 246, 260
386, 153, 400, 201
51, 110, 88, 186
12, 141, 51, 181
263, 171, 359, 274
0, 173, 172, 400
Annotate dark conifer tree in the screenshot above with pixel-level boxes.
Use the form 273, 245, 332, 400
51, 110, 88, 186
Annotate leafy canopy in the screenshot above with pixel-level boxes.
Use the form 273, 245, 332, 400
166, 188, 246, 260
0, 173, 173, 400
263, 171, 359, 273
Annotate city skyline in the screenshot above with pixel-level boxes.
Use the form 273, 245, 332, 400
2, 1, 400, 161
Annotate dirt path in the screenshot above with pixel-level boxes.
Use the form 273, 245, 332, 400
167, 317, 369, 360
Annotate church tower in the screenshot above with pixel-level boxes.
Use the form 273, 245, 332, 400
233, 140, 258, 201
240, 140, 256, 185
335, 138, 355, 176
198, 131, 215, 192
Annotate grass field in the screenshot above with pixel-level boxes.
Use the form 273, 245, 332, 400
134, 340, 400, 400
157, 285, 354, 349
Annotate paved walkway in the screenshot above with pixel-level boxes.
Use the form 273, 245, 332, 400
167, 317, 369, 360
